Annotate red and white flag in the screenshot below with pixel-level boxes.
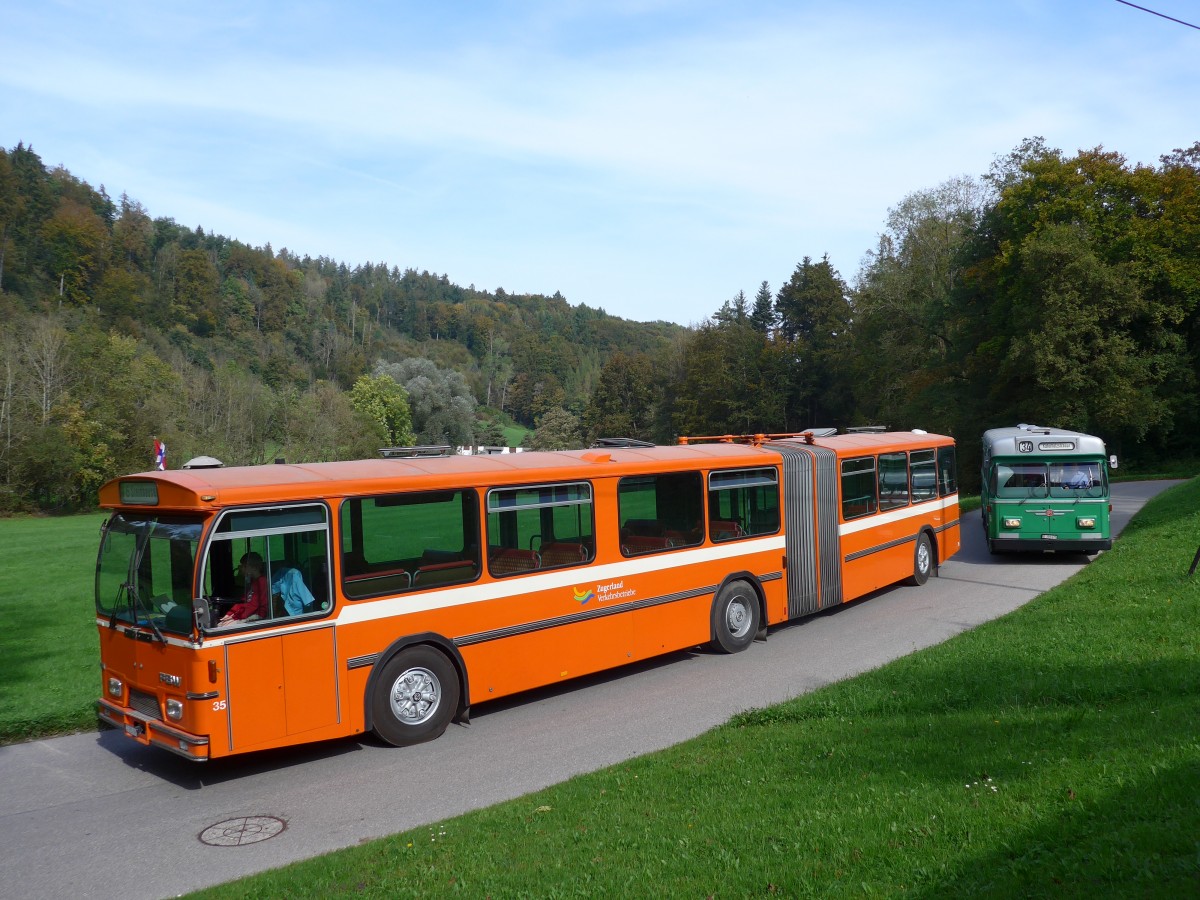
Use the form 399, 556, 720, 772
154, 439, 167, 470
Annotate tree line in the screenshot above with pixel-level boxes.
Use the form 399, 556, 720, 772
584, 138, 1200, 485
1, 137, 1197, 511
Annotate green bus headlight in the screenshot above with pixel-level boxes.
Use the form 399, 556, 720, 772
1077, 517, 1096, 529
1003, 517, 1022, 529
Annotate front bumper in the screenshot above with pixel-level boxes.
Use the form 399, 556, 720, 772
96, 698, 210, 761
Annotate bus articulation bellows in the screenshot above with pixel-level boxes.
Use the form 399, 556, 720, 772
94, 430, 960, 761
980, 424, 1117, 554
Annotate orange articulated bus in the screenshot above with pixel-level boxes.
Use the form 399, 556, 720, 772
94, 430, 960, 761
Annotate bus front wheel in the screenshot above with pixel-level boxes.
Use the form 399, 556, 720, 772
711, 580, 760, 654
907, 533, 934, 586
371, 646, 460, 747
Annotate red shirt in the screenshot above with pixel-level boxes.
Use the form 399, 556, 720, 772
226, 575, 269, 620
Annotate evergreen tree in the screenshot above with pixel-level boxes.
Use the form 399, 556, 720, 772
750, 281, 776, 335
775, 256, 854, 428
582, 351, 657, 444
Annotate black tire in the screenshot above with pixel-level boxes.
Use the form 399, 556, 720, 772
370, 646, 460, 747
710, 580, 760, 654
907, 532, 934, 586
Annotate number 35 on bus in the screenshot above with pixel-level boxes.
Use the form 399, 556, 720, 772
94, 430, 960, 761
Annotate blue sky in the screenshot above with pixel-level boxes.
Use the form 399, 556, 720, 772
2, 1, 1197, 325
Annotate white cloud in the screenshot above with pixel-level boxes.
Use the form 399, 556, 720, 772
2, 1, 1197, 322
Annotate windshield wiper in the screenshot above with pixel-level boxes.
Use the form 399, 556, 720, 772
124, 525, 167, 643
109, 581, 127, 629
126, 578, 167, 644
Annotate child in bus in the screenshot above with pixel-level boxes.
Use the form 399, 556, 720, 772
218, 552, 269, 626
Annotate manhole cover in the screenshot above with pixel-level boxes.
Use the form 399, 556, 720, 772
199, 815, 287, 847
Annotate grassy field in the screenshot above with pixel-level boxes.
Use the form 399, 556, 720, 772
176, 477, 1199, 898
0, 512, 108, 743
4, 481, 1197, 896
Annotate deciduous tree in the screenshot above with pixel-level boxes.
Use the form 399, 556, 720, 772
349, 373, 414, 446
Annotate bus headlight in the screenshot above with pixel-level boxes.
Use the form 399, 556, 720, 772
107, 677, 123, 698
1003, 518, 1022, 529
1077, 517, 1096, 529
166, 699, 184, 721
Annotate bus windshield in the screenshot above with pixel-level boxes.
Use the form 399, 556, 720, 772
1048, 461, 1106, 498
96, 513, 204, 636
993, 461, 1107, 500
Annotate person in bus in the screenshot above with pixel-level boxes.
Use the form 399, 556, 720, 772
1067, 465, 1092, 489
217, 552, 270, 626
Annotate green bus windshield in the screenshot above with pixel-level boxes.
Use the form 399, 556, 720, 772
992, 460, 1107, 500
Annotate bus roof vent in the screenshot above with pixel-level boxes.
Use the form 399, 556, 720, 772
379, 445, 454, 458
1017, 424, 1051, 434
182, 456, 224, 469
845, 425, 887, 433
591, 437, 656, 448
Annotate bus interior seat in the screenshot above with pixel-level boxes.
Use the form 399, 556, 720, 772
305, 555, 329, 607
540, 542, 589, 567
413, 559, 477, 587
710, 520, 744, 541
621, 518, 665, 537
342, 550, 368, 577
343, 567, 412, 596
489, 547, 541, 574
621, 535, 672, 555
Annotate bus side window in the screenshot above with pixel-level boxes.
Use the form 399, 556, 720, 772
878, 452, 909, 510
910, 450, 937, 503
937, 446, 957, 496
707, 467, 780, 539
486, 482, 594, 576
840, 457, 877, 519
204, 503, 330, 628
341, 490, 480, 598
618, 472, 703, 557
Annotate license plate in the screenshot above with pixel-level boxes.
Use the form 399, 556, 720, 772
1042, 534, 1057, 540
124, 723, 145, 737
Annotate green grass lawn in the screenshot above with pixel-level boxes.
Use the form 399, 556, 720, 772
0, 512, 108, 742
4, 483, 1198, 897
180, 478, 1200, 898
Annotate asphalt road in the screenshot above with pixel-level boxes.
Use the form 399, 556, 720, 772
0, 480, 1181, 900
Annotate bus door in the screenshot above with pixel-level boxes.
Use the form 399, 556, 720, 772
201, 504, 340, 752
224, 625, 340, 751
768, 442, 841, 617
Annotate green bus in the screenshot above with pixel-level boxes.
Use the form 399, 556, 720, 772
980, 424, 1117, 554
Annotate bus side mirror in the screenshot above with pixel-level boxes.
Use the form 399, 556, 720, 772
1109, 455, 1118, 469
193, 597, 211, 632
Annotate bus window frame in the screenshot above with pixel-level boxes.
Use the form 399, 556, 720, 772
617, 470, 704, 557
706, 466, 781, 541
909, 449, 937, 504
202, 501, 333, 630
339, 488, 482, 600
486, 480, 595, 576
840, 456, 878, 521
937, 445, 958, 496
878, 452, 910, 511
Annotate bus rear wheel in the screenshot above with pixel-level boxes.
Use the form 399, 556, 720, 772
371, 646, 460, 747
907, 532, 934, 586
711, 580, 760, 654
